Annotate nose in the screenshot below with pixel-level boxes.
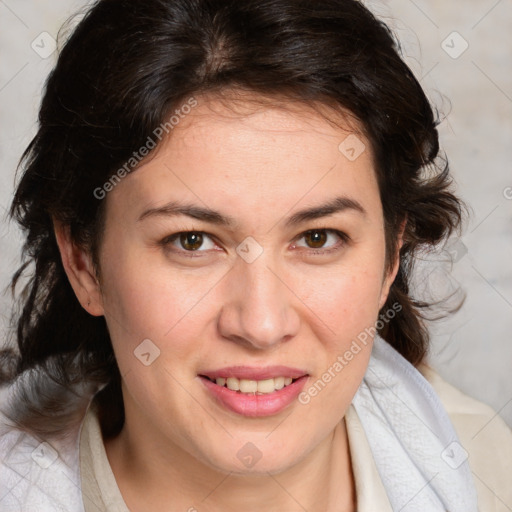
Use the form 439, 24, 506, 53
217, 254, 300, 350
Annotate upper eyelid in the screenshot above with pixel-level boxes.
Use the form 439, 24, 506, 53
292, 228, 343, 241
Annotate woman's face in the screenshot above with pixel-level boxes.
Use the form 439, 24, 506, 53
95, 95, 398, 474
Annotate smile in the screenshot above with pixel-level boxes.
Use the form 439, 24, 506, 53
198, 369, 309, 417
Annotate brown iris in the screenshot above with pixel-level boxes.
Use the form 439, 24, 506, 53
180, 232, 203, 250
304, 230, 327, 249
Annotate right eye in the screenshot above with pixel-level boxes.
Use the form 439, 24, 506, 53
161, 231, 218, 255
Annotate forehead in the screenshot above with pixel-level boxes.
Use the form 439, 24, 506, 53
174, 93, 367, 156
106, 93, 380, 225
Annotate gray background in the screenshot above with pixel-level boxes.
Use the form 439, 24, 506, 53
1, 0, 511, 427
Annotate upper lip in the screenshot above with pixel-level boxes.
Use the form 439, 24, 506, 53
199, 366, 308, 380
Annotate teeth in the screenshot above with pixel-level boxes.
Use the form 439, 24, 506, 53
257, 378, 275, 394
226, 377, 239, 391
274, 377, 285, 390
239, 379, 258, 393
215, 376, 297, 394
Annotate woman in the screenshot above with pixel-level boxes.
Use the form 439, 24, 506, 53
0, 0, 510, 511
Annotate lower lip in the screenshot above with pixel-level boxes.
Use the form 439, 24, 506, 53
199, 376, 309, 417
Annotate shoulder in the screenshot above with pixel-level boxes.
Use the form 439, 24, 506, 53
0, 398, 85, 512
0, 356, 103, 511
419, 364, 512, 512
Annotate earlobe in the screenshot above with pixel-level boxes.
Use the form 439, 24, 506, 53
379, 219, 406, 309
379, 257, 400, 309
53, 219, 104, 316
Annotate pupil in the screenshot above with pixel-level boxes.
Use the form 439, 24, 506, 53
307, 230, 326, 248
181, 232, 202, 250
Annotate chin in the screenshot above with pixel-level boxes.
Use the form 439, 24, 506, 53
199, 437, 308, 477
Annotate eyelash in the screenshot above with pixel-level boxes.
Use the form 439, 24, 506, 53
159, 228, 350, 258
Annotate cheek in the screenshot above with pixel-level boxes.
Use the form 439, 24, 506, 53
97, 245, 223, 373
302, 257, 385, 341
295, 267, 383, 414
97, 252, 215, 425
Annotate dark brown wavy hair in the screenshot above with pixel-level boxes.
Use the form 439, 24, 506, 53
2, 0, 462, 438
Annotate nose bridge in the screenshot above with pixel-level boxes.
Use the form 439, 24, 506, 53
218, 251, 299, 349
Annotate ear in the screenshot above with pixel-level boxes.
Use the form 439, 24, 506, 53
53, 219, 104, 316
378, 219, 406, 309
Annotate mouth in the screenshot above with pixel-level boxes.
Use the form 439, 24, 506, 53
198, 367, 309, 417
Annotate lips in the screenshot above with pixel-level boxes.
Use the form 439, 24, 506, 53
198, 366, 309, 417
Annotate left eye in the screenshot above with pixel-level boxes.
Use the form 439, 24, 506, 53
293, 229, 347, 251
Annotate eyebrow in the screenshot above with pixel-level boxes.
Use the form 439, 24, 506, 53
283, 196, 366, 227
137, 196, 366, 227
